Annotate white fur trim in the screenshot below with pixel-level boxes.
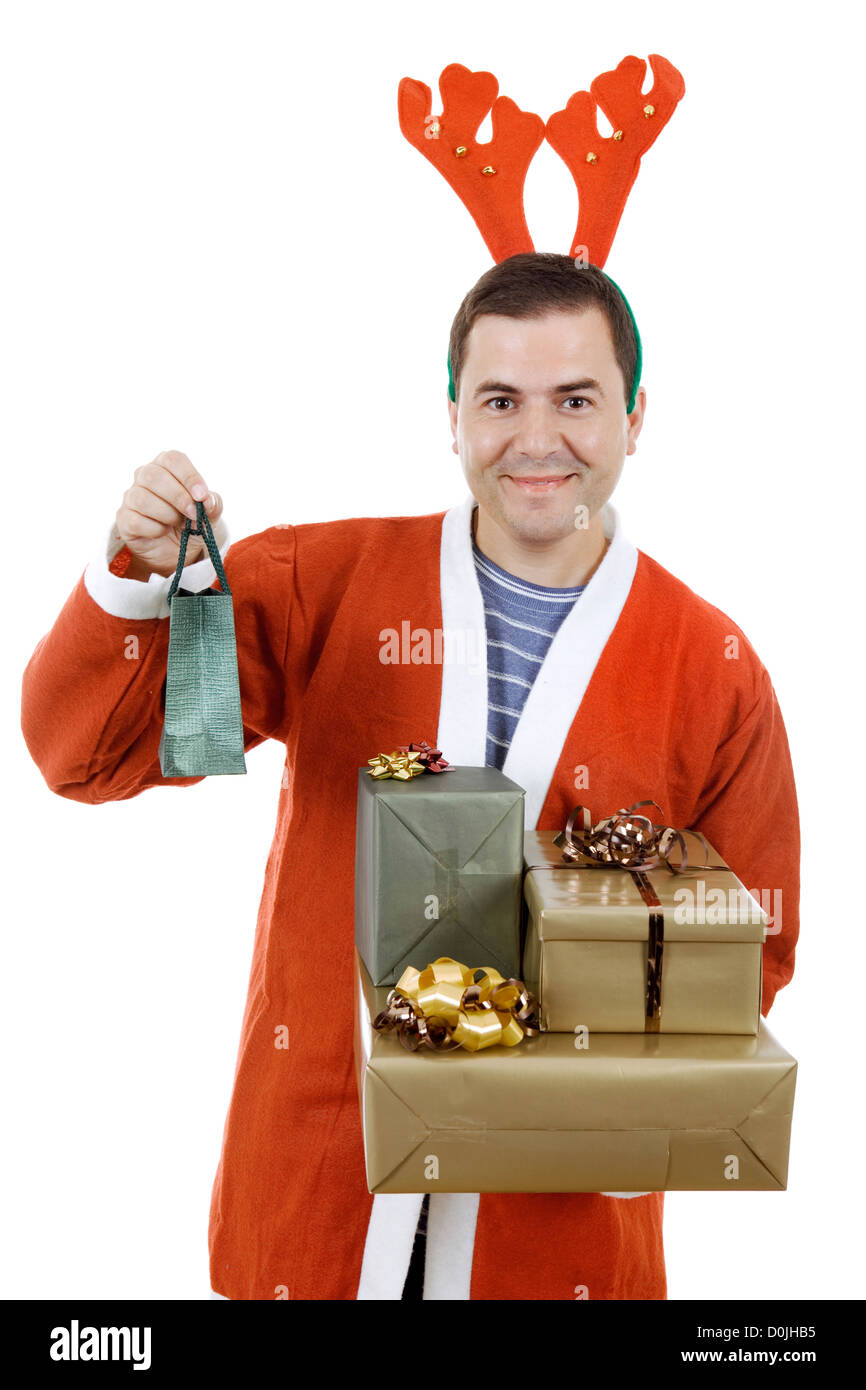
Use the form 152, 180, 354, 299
423, 1194, 478, 1299
355, 1194, 478, 1300
436, 496, 489, 765
83, 513, 231, 620
380, 504, 488, 1294
500, 499, 637, 829
356, 1194, 425, 1300
601, 1192, 654, 1199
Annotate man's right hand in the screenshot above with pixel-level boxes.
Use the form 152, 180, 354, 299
115, 450, 224, 580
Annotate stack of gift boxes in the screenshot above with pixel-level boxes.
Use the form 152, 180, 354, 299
353, 753, 797, 1195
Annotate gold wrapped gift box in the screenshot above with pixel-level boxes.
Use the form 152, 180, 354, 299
353, 950, 796, 1194
523, 830, 766, 1034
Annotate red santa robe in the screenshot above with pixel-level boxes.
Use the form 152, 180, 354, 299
20, 493, 800, 1300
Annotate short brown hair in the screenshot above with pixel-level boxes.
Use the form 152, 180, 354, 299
448, 253, 638, 408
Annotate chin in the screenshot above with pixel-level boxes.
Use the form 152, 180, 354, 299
500, 505, 576, 542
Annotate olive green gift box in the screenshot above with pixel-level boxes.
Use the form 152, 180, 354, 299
522, 830, 767, 1035
354, 764, 525, 987
353, 949, 796, 1194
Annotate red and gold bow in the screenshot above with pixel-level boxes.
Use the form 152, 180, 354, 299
366, 740, 451, 779
373, 956, 539, 1052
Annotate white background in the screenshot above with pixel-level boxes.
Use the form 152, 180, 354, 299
4, 0, 864, 1300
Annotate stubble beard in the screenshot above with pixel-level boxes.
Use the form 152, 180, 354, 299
482, 464, 593, 543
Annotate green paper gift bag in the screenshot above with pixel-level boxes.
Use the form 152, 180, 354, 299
157, 500, 247, 778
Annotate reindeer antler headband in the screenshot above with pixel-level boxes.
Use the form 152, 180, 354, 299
398, 55, 685, 411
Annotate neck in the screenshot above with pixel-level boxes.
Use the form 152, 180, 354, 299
473, 505, 610, 587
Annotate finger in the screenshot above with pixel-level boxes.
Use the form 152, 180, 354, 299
121, 484, 191, 529
115, 506, 177, 543
132, 462, 205, 520
138, 450, 210, 516
116, 510, 208, 568
158, 449, 210, 507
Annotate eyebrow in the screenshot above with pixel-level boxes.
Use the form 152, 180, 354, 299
473, 378, 606, 399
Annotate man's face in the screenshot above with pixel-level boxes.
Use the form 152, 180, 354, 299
448, 307, 645, 543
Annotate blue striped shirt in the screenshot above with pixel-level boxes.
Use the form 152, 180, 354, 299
472, 537, 586, 769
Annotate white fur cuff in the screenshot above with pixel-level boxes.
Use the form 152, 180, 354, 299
83, 513, 232, 620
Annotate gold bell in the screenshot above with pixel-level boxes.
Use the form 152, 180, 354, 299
613, 129, 624, 141
586, 151, 598, 164
481, 165, 496, 175
455, 145, 468, 157
643, 104, 655, 118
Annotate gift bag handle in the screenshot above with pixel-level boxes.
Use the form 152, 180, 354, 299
167, 499, 232, 604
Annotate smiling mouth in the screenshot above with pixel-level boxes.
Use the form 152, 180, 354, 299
504, 475, 575, 491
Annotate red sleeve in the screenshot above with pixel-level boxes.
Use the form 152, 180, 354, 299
687, 665, 800, 1016
20, 525, 304, 804
108, 545, 133, 578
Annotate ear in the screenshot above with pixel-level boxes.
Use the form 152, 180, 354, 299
448, 394, 459, 453
626, 385, 646, 455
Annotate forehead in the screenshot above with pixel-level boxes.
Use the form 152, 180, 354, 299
463, 308, 618, 385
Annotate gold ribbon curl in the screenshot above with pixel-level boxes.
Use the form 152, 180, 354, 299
372, 956, 540, 1052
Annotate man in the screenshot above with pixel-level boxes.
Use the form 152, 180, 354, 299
21, 254, 800, 1300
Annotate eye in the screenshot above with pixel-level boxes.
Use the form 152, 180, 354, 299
564, 396, 590, 409
486, 397, 514, 411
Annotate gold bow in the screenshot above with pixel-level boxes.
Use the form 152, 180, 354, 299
373, 956, 540, 1052
366, 749, 426, 780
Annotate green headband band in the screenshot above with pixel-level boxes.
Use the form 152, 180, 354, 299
447, 272, 643, 413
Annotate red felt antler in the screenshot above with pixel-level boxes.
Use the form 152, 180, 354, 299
398, 63, 545, 263
545, 54, 685, 267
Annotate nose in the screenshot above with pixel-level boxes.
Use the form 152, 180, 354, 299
509, 400, 564, 464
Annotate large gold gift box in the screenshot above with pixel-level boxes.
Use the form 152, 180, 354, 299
523, 830, 767, 1034
353, 950, 796, 1194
